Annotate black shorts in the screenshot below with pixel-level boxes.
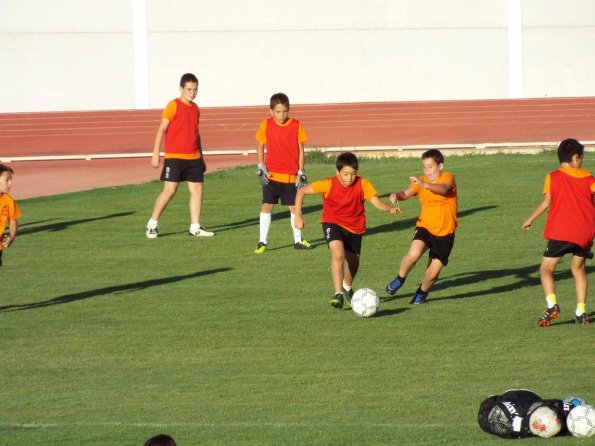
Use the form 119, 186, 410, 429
322, 223, 362, 254
544, 240, 593, 259
412, 226, 455, 266
160, 158, 205, 183
262, 180, 297, 206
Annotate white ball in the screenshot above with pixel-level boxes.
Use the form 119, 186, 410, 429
351, 288, 379, 317
529, 405, 562, 438
567, 404, 595, 438
563, 395, 587, 407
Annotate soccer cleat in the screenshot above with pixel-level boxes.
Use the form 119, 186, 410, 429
146, 226, 158, 239
537, 304, 560, 327
575, 313, 590, 325
188, 226, 214, 237
254, 242, 267, 254
294, 240, 312, 250
343, 287, 354, 303
410, 292, 428, 305
330, 292, 344, 309
386, 276, 404, 295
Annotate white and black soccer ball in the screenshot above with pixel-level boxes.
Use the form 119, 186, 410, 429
351, 288, 379, 317
528, 405, 562, 438
567, 404, 595, 438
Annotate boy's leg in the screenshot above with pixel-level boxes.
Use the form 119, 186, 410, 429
288, 205, 312, 249
188, 181, 214, 236
386, 239, 426, 295
570, 255, 589, 324
146, 181, 178, 238
420, 257, 444, 292
329, 239, 347, 308
255, 203, 273, 253
537, 256, 562, 326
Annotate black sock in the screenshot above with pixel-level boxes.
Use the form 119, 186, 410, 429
416, 286, 428, 296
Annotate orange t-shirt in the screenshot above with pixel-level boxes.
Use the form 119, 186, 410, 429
255, 118, 307, 182
311, 176, 377, 234
0, 193, 21, 251
162, 98, 201, 160
411, 171, 457, 236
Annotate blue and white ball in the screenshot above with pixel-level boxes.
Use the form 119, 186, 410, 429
567, 404, 595, 438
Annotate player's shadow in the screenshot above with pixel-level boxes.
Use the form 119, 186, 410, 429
430, 265, 595, 301
365, 204, 498, 237
0, 268, 231, 313
374, 307, 410, 318
548, 311, 595, 327
15, 212, 135, 236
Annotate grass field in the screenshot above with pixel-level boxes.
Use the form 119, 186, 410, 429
1, 152, 593, 445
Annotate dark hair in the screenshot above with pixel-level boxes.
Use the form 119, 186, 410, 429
336, 152, 358, 171
143, 434, 177, 446
557, 138, 584, 163
180, 73, 198, 87
422, 149, 444, 165
270, 92, 290, 109
0, 164, 14, 175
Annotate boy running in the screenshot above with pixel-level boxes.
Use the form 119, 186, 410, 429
254, 93, 310, 253
294, 152, 400, 308
385, 149, 458, 304
0, 164, 21, 267
145, 73, 214, 238
523, 138, 595, 326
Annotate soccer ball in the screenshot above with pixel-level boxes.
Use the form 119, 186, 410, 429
528, 405, 562, 438
567, 404, 595, 438
563, 395, 587, 408
351, 288, 379, 317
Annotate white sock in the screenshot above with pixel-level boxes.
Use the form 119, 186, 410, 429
259, 212, 271, 244
190, 223, 200, 232
343, 281, 352, 291
147, 219, 158, 229
290, 213, 302, 243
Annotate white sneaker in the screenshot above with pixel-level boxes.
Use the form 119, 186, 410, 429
146, 226, 158, 239
188, 226, 214, 237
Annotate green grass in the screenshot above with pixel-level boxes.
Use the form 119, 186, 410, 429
1, 153, 593, 445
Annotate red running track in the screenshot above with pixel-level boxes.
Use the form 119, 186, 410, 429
1, 97, 595, 199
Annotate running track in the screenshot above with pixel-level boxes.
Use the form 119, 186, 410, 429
1, 97, 595, 199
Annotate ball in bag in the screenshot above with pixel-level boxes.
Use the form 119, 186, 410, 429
351, 288, 379, 317
567, 404, 595, 438
528, 405, 562, 438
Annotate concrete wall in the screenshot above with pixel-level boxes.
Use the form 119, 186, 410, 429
0, 0, 593, 113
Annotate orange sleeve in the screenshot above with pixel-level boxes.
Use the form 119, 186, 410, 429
162, 100, 177, 122
543, 173, 551, 194
361, 178, 378, 201
311, 178, 332, 196
298, 123, 308, 143
255, 120, 267, 144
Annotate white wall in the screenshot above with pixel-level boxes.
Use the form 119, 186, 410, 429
0, 0, 593, 112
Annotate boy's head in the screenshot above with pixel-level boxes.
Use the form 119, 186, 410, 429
0, 164, 14, 194
557, 138, 584, 164
269, 93, 290, 125
143, 434, 176, 446
179, 73, 199, 104
421, 149, 444, 181
336, 152, 359, 187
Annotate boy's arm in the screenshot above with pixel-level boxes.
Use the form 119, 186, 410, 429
3, 219, 18, 248
256, 141, 270, 185
390, 187, 416, 204
295, 142, 308, 188
523, 193, 551, 229
369, 196, 400, 214
410, 176, 452, 195
293, 184, 314, 229
151, 118, 170, 168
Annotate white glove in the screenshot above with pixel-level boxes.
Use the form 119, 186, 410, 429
257, 163, 270, 186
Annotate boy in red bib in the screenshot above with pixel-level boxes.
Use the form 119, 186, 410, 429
0, 164, 21, 267
294, 152, 400, 308
254, 93, 310, 254
145, 73, 214, 239
523, 138, 595, 326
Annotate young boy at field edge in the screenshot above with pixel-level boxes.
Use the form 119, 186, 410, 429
523, 138, 595, 326
254, 93, 311, 254
385, 149, 458, 304
145, 73, 214, 239
0, 164, 21, 267
294, 152, 400, 308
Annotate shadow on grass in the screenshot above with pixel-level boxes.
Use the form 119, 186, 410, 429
548, 311, 595, 327
16, 212, 135, 235
431, 265, 595, 301
0, 268, 231, 313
